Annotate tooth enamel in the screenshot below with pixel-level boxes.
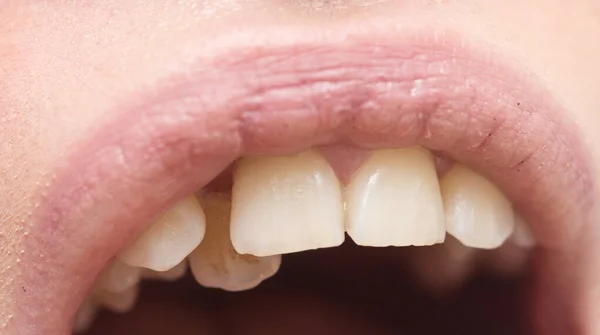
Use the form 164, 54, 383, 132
345, 147, 445, 247
230, 151, 345, 256
119, 196, 206, 271
512, 215, 535, 248
411, 235, 478, 293
97, 260, 141, 293
142, 260, 188, 281
73, 299, 98, 333
486, 241, 531, 276
441, 164, 515, 249
95, 285, 139, 313
189, 194, 281, 291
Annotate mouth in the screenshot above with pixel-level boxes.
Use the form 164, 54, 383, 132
17, 22, 597, 335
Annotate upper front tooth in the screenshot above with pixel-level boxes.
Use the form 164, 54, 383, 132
97, 260, 141, 293
441, 164, 514, 249
189, 194, 281, 291
119, 196, 206, 271
230, 151, 345, 256
345, 147, 445, 247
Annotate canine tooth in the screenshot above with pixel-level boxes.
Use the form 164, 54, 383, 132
73, 299, 98, 333
346, 147, 445, 247
119, 196, 206, 271
231, 151, 345, 256
97, 260, 141, 293
142, 260, 188, 281
190, 194, 281, 291
95, 285, 139, 313
441, 165, 514, 249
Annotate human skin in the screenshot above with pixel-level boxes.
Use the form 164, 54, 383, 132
1, 0, 600, 334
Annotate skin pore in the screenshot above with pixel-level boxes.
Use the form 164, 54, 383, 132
1, 0, 600, 334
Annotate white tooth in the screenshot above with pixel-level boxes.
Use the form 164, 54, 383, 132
142, 260, 188, 281
345, 147, 445, 247
73, 299, 98, 333
97, 260, 141, 293
231, 151, 345, 256
190, 194, 281, 291
511, 214, 535, 248
441, 164, 514, 249
119, 196, 206, 271
411, 234, 478, 294
95, 285, 139, 313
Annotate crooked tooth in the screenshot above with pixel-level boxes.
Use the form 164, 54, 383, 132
95, 285, 140, 313
231, 151, 345, 256
119, 196, 206, 271
190, 194, 281, 291
346, 147, 445, 247
97, 260, 141, 293
73, 299, 98, 333
441, 164, 514, 249
142, 260, 188, 281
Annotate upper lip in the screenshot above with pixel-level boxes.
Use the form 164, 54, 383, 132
20, 27, 597, 334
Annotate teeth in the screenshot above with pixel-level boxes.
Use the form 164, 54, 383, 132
73, 299, 98, 333
440, 164, 514, 249
189, 194, 281, 291
411, 234, 478, 293
97, 260, 141, 293
512, 214, 536, 248
142, 260, 188, 281
119, 196, 206, 271
230, 151, 345, 256
345, 147, 445, 247
95, 285, 140, 313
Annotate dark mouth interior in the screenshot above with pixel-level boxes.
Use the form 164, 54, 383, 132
79, 240, 531, 335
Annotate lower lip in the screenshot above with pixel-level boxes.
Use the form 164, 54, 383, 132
21, 29, 596, 334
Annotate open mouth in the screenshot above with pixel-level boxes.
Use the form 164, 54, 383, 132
16, 18, 598, 335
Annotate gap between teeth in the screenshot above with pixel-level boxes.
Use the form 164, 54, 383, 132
74, 146, 536, 333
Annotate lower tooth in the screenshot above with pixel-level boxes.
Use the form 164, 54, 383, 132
411, 235, 478, 293
97, 260, 141, 293
189, 194, 281, 291
73, 299, 98, 333
119, 196, 206, 271
440, 164, 515, 249
485, 241, 531, 276
230, 151, 345, 256
512, 215, 536, 248
95, 285, 140, 313
142, 260, 188, 281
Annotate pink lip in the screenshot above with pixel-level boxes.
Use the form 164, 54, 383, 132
18, 29, 597, 334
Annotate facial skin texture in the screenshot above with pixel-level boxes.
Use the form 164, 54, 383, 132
1, 0, 600, 334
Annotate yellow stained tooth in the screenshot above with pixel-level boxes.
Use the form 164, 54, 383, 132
441, 164, 515, 249
190, 194, 281, 291
73, 299, 98, 334
230, 151, 345, 256
96, 260, 141, 293
119, 196, 206, 272
345, 147, 445, 247
94, 285, 139, 314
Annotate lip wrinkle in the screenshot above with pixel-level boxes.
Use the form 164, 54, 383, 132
19, 32, 596, 334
